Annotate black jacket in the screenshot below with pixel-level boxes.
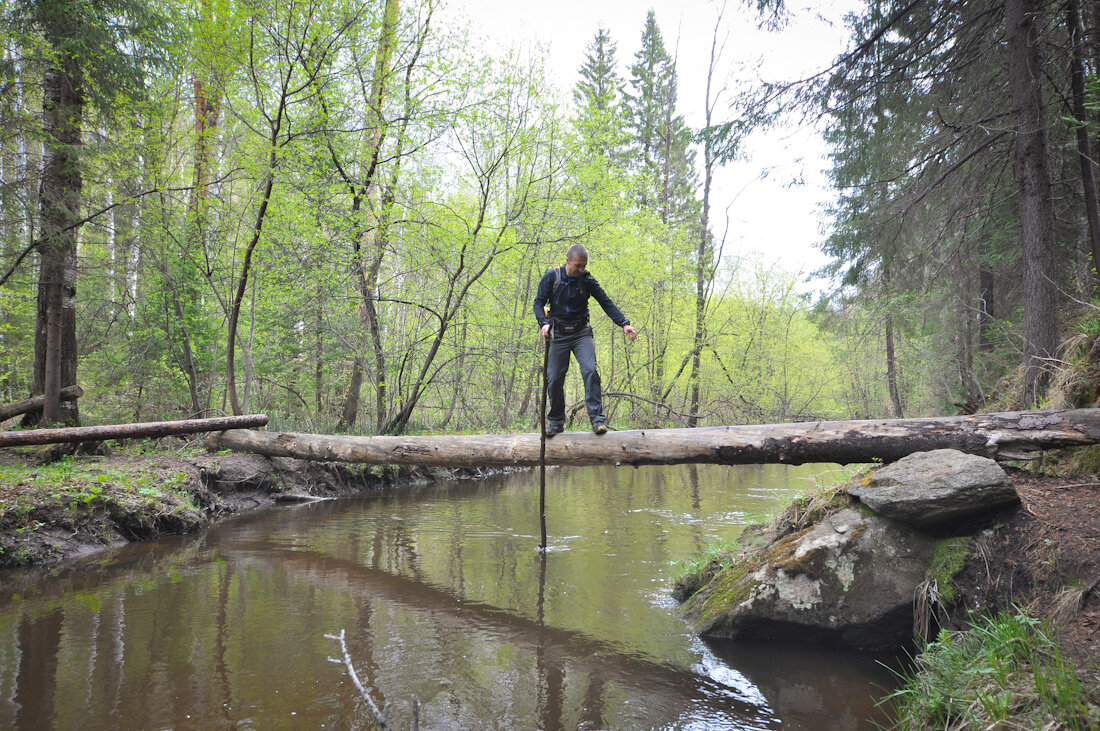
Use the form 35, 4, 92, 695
533, 266, 630, 329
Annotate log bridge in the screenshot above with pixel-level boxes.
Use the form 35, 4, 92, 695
204, 409, 1100, 467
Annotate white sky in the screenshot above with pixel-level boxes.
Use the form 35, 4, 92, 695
440, 0, 861, 289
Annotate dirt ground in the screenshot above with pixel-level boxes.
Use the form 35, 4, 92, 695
951, 469, 1100, 689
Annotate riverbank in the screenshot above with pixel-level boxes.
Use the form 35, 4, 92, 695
0, 442, 503, 569
888, 468, 1100, 726
4, 443, 1098, 726
673, 463, 1100, 726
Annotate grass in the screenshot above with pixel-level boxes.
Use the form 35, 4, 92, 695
671, 537, 740, 584
0, 456, 193, 510
886, 609, 1099, 730
0, 454, 203, 544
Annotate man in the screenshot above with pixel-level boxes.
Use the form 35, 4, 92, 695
533, 244, 637, 436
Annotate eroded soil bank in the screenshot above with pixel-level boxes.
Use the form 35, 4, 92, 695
0, 444, 503, 569
955, 470, 1100, 687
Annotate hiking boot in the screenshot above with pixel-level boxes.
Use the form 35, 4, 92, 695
545, 423, 563, 438
592, 421, 608, 435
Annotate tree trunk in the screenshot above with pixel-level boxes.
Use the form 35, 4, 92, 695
1005, 0, 1060, 406
883, 263, 904, 418
0, 414, 267, 448
35, 59, 84, 427
690, 10, 724, 429
335, 0, 400, 432
207, 408, 1100, 467
314, 296, 324, 415
885, 312, 903, 417
1067, 0, 1100, 280
979, 258, 995, 352
335, 357, 365, 432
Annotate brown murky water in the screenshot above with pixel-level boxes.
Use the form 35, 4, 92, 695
0, 463, 898, 729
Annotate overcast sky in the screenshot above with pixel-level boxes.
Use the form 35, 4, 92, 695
439, 0, 860, 287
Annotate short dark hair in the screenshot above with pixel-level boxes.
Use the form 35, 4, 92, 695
566, 244, 589, 261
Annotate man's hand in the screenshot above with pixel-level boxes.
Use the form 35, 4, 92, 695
541, 323, 551, 340
623, 324, 637, 342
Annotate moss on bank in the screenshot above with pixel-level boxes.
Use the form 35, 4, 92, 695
0, 450, 207, 567
927, 536, 973, 605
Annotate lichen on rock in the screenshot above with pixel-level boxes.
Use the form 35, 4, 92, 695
678, 501, 938, 650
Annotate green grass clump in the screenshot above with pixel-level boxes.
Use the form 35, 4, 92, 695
888, 609, 1099, 729
671, 538, 739, 585
0, 456, 199, 519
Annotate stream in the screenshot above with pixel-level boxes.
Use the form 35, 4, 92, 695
0, 463, 898, 729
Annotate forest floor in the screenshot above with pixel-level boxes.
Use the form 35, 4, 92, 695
952, 469, 1100, 694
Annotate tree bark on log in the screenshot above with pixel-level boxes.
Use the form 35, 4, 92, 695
0, 386, 84, 422
0, 414, 268, 448
205, 409, 1100, 467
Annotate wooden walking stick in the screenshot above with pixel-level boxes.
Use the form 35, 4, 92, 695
538, 326, 549, 552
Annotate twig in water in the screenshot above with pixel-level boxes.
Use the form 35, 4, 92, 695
326, 629, 391, 729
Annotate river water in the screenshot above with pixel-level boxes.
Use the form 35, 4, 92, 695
0, 463, 899, 729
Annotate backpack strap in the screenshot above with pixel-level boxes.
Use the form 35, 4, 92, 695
550, 265, 584, 302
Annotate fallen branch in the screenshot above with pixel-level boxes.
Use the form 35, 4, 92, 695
326, 629, 391, 729
0, 414, 268, 448
0, 385, 84, 421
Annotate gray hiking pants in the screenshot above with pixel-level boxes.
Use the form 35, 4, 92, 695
547, 325, 603, 426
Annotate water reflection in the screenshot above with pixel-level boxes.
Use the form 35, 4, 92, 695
0, 463, 894, 728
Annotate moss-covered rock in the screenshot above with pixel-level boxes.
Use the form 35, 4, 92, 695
678, 507, 938, 650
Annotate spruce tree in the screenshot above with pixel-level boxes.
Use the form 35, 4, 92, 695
574, 26, 627, 162
623, 10, 697, 224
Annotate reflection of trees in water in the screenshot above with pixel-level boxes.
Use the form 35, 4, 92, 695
0, 466, 879, 728
243, 545, 773, 727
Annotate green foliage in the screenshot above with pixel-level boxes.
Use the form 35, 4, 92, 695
0, 456, 195, 511
888, 610, 1098, 730
7, 0, 177, 112
0, 1, 927, 434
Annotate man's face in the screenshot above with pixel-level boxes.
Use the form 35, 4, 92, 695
565, 255, 588, 278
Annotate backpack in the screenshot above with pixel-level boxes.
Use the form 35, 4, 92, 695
550, 266, 586, 301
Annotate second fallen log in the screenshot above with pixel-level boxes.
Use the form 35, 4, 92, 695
0, 414, 269, 448
0, 385, 84, 422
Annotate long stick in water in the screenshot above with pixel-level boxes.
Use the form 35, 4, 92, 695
538, 333, 549, 552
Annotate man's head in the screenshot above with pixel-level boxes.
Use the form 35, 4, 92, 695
565, 244, 588, 277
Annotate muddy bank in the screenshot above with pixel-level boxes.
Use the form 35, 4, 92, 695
0, 445, 509, 569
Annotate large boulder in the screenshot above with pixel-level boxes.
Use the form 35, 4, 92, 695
679, 508, 936, 650
848, 449, 1018, 528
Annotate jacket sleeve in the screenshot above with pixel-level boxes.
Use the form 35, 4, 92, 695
533, 269, 554, 327
587, 275, 630, 327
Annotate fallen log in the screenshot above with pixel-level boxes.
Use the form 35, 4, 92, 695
0, 385, 84, 422
205, 408, 1100, 467
0, 414, 269, 448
